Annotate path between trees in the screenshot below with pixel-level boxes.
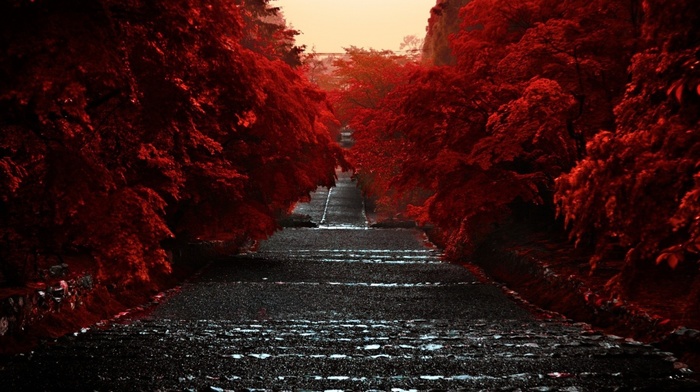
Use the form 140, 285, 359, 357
0, 171, 696, 390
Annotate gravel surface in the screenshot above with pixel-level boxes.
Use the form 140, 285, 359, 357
0, 171, 696, 391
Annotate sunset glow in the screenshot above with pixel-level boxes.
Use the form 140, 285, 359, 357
273, 0, 435, 53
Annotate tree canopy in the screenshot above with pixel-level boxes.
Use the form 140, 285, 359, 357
333, 0, 699, 295
0, 0, 344, 285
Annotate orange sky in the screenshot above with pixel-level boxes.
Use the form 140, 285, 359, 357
273, 0, 435, 53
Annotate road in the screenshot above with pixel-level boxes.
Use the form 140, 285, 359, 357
0, 171, 697, 391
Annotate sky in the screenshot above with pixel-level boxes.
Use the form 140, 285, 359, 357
273, 0, 436, 53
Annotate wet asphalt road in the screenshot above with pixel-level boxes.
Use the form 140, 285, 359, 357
1, 171, 698, 391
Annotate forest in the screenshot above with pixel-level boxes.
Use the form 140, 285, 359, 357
328, 0, 700, 316
1, 0, 700, 322
0, 0, 344, 287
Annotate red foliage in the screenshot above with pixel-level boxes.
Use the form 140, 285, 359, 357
330, 48, 427, 216
423, 0, 471, 65
555, 0, 700, 279
326, 0, 700, 313
397, 74, 579, 256
0, 0, 343, 285
340, 0, 647, 262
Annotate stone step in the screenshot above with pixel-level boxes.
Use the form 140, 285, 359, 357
251, 249, 443, 264
14, 318, 689, 391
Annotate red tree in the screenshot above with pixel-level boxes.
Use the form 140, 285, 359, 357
341, 0, 644, 262
0, 0, 343, 285
555, 1, 700, 297
330, 48, 426, 217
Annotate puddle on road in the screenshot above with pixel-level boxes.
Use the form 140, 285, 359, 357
263, 249, 438, 254
205, 372, 627, 392
326, 281, 477, 287
225, 281, 478, 287
257, 249, 442, 264
316, 225, 369, 230
318, 259, 441, 264
327, 376, 350, 381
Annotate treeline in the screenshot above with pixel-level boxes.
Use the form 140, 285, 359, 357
0, 0, 344, 285
333, 0, 699, 297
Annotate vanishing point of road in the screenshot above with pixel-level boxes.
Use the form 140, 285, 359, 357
0, 171, 697, 391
